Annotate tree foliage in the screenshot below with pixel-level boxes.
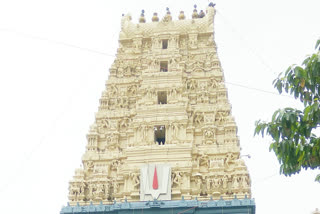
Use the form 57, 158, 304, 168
254, 39, 320, 182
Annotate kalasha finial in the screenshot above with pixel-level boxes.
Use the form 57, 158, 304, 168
178, 11, 185, 20
152, 12, 159, 22
192, 4, 198, 19
139, 9, 146, 23
166, 7, 171, 14
163, 7, 172, 21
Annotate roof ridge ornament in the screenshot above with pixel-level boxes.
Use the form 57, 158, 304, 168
152, 12, 159, 22
178, 11, 185, 20
192, 4, 198, 19
162, 7, 172, 22
139, 10, 146, 23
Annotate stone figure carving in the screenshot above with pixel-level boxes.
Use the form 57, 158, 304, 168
212, 176, 221, 191
88, 183, 94, 200
95, 183, 104, 197
209, 78, 218, 89
106, 133, 118, 150
69, 183, 80, 200
179, 38, 187, 49
195, 176, 203, 194
172, 171, 183, 188
143, 40, 151, 51
104, 182, 110, 198
185, 79, 197, 91
205, 114, 215, 123
232, 176, 239, 190
169, 35, 178, 47
240, 175, 249, 189
139, 124, 150, 142
216, 111, 229, 123
119, 117, 130, 129
199, 154, 209, 168
131, 173, 140, 190
194, 112, 204, 126
170, 122, 181, 140
188, 34, 198, 49
204, 129, 214, 139
85, 161, 94, 172
224, 153, 234, 169
222, 175, 228, 190
111, 159, 120, 171
127, 85, 137, 96
152, 37, 161, 49
206, 178, 212, 193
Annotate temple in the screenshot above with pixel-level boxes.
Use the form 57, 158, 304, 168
61, 3, 255, 214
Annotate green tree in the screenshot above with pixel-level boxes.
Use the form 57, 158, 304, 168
254, 39, 320, 182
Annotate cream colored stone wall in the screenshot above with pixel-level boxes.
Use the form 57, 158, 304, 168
68, 5, 252, 205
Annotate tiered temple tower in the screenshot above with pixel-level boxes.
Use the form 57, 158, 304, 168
62, 3, 255, 214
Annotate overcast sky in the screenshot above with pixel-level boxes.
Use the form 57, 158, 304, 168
0, 0, 319, 214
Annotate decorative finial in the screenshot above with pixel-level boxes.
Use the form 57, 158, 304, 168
163, 7, 172, 22
199, 10, 205, 18
192, 5, 198, 19
152, 12, 159, 22
139, 9, 146, 23
166, 7, 170, 13
178, 11, 185, 20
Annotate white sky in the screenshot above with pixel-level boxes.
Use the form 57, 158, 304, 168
0, 0, 319, 214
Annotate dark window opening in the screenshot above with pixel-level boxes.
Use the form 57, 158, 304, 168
157, 91, 167, 104
154, 125, 166, 145
160, 61, 168, 72
162, 39, 168, 49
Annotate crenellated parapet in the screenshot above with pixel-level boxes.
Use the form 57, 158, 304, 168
119, 5, 215, 40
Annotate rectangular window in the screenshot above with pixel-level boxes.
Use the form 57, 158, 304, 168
160, 61, 168, 72
154, 125, 166, 145
157, 91, 167, 104
162, 39, 168, 49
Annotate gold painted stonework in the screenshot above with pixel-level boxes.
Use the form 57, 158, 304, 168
68, 5, 252, 205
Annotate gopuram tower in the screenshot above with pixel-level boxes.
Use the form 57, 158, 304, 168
61, 3, 255, 214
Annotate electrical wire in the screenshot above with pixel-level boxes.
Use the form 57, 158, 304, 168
0, 12, 296, 195
215, 9, 277, 76
0, 28, 116, 57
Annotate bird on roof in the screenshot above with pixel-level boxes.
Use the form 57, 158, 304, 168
209, 2, 216, 7
199, 10, 205, 18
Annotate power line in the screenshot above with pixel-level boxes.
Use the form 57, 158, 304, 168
225, 81, 293, 98
215, 9, 277, 76
0, 28, 296, 100
0, 28, 116, 57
